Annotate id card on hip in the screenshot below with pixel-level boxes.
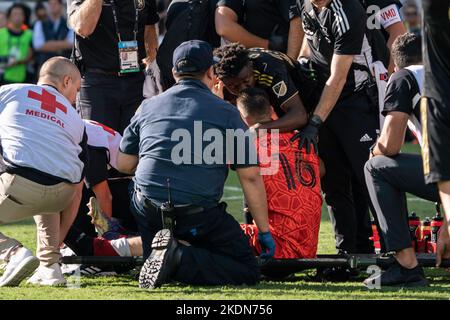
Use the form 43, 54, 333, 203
118, 41, 140, 74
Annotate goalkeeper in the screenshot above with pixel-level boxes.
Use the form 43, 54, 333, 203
237, 88, 322, 259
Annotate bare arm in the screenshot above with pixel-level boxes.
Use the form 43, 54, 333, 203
142, 24, 158, 65
313, 54, 354, 122
385, 22, 407, 73
69, 0, 103, 38
299, 36, 310, 59
287, 17, 303, 60
372, 111, 409, 157
59, 182, 83, 244
236, 166, 270, 233
117, 151, 139, 175
256, 93, 308, 132
92, 180, 113, 218
215, 6, 268, 49
8, 46, 33, 68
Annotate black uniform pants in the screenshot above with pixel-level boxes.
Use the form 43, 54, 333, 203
365, 153, 439, 252
319, 92, 379, 254
78, 71, 145, 134
130, 190, 260, 286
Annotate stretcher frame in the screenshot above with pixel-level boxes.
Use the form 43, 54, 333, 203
61, 253, 450, 273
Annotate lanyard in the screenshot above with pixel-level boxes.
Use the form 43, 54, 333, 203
110, 0, 139, 43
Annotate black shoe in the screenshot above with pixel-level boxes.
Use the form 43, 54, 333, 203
139, 229, 181, 289
316, 266, 360, 282
363, 260, 428, 288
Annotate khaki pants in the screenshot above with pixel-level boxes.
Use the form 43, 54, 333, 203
0, 173, 76, 266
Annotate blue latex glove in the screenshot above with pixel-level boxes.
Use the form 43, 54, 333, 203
258, 232, 276, 260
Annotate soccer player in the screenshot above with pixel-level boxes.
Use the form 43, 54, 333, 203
421, 0, 450, 266
237, 88, 322, 261
214, 43, 314, 132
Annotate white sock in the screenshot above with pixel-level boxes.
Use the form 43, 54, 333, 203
109, 238, 131, 257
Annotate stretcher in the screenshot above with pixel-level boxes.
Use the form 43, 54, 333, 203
61, 253, 450, 274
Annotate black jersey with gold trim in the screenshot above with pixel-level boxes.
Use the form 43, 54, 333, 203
247, 48, 300, 117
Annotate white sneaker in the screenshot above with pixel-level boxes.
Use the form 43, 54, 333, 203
0, 247, 40, 287
27, 263, 67, 286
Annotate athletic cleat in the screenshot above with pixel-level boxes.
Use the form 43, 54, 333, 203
87, 197, 110, 236
27, 263, 67, 286
363, 259, 429, 288
0, 247, 39, 287
316, 266, 360, 282
87, 197, 129, 240
63, 264, 117, 277
139, 229, 181, 289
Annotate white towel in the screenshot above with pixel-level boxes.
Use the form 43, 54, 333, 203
370, 60, 389, 130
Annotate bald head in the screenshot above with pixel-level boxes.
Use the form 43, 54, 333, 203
39, 57, 80, 83
39, 57, 81, 105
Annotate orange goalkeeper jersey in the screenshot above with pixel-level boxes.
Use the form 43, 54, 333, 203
241, 131, 322, 259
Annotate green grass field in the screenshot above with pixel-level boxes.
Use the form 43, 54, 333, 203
1, 144, 449, 300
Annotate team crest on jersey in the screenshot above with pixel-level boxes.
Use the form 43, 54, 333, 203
135, 0, 145, 10
272, 81, 287, 98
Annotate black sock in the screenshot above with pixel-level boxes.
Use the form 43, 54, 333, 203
64, 227, 94, 256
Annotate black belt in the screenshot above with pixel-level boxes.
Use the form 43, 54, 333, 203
136, 190, 205, 216
5, 166, 63, 186
85, 68, 142, 77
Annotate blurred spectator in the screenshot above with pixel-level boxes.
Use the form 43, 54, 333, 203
402, 1, 421, 36
15, 2, 32, 29
0, 4, 33, 85
34, 1, 49, 26
0, 11, 7, 29
33, 0, 74, 72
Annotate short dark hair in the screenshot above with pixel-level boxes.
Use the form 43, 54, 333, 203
7, 3, 25, 18
213, 43, 250, 80
35, 1, 46, 12
237, 87, 271, 119
391, 33, 422, 69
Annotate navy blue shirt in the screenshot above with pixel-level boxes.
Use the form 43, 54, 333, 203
120, 79, 257, 208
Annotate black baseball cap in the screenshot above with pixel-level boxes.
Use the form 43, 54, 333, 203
173, 40, 219, 74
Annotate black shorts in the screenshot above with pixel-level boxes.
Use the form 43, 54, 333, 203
421, 97, 450, 184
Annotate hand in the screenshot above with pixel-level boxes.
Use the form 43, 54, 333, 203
268, 25, 287, 53
6, 61, 19, 68
290, 115, 323, 154
436, 227, 450, 267
258, 231, 276, 260
141, 56, 153, 68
